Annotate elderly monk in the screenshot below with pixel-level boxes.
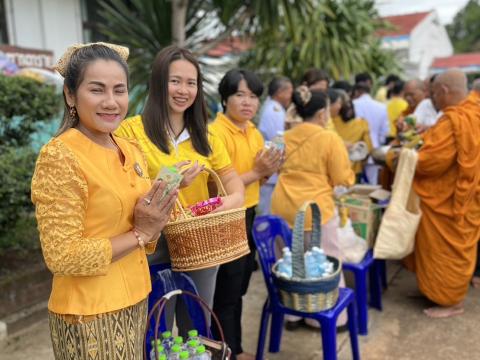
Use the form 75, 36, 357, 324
403, 79, 426, 114
410, 69, 480, 318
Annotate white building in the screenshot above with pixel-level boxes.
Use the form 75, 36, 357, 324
379, 11, 453, 79
0, 0, 88, 65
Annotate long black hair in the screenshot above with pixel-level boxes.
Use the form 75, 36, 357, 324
142, 45, 210, 156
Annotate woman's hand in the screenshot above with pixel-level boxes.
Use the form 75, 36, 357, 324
212, 192, 244, 213
175, 160, 205, 188
253, 148, 283, 178
133, 181, 178, 243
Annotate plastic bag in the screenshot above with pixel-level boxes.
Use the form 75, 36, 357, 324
337, 219, 368, 263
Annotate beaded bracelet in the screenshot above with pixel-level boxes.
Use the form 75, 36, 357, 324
132, 229, 145, 248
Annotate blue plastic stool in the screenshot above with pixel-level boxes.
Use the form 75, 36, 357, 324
252, 215, 360, 360
342, 250, 383, 335
146, 266, 207, 358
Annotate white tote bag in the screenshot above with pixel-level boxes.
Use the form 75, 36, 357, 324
373, 148, 422, 259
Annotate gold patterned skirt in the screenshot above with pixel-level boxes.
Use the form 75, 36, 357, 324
48, 299, 147, 360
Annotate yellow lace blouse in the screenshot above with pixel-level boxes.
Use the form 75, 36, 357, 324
31, 128, 154, 315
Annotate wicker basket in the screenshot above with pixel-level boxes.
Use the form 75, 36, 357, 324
272, 201, 342, 312
163, 168, 250, 272
145, 289, 231, 360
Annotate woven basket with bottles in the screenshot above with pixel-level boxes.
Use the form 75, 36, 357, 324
272, 201, 342, 312
163, 168, 250, 272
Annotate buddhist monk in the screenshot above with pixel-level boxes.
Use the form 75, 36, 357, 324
411, 69, 480, 318
471, 78, 480, 289
403, 79, 426, 114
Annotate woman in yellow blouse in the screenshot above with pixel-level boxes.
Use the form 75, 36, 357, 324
31, 43, 177, 360
115, 46, 244, 333
330, 89, 373, 181
271, 87, 355, 329
210, 69, 282, 360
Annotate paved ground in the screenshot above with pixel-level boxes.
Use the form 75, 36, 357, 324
1, 262, 479, 359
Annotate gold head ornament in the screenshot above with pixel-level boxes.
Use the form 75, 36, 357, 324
54, 42, 129, 77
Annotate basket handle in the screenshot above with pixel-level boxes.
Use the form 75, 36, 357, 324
144, 290, 228, 360
291, 201, 322, 279
172, 167, 228, 221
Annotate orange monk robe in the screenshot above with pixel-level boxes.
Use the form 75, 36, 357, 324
410, 91, 480, 306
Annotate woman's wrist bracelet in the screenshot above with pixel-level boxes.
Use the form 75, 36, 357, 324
132, 229, 145, 248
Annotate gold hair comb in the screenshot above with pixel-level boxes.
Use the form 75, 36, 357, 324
54, 42, 129, 77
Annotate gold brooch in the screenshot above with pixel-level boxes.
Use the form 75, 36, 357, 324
133, 162, 144, 177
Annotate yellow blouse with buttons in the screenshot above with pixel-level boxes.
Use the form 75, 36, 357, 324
115, 115, 233, 207
31, 128, 154, 316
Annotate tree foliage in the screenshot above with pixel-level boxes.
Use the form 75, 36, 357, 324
447, 0, 480, 53
0, 75, 59, 147
242, 0, 399, 82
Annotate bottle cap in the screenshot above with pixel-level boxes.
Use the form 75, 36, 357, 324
179, 351, 190, 359
156, 344, 164, 353
187, 340, 199, 347
174, 336, 183, 344
188, 329, 198, 338
197, 345, 206, 354
159, 355, 167, 360
171, 344, 182, 353
161, 331, 172, 339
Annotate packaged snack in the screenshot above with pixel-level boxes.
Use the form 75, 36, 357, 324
189, 196, 223, 216
156, 166, 183, 199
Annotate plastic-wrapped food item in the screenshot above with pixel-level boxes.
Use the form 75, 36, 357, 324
189, 197, 223, 216
156, 166, 183, 199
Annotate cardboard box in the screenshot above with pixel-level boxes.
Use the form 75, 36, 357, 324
337, 185, 385, 248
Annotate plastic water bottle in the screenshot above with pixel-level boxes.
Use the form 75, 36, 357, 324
305, 251, 322, 278
186, 340, 200, 356
161, 331, 174, 353
187, 329, 199, 343
192, 345, 211, 360
173, 336, 184, 348
272, 131, 285, 151
150, 340, 163, 360
179, 351, 190, 360
168, 344, 182, 360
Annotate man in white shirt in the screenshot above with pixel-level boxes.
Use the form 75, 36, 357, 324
257, 76, 293, 214
352, 80, 389, 184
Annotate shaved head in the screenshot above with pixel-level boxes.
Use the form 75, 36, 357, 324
473, 78, 480, 92
404, 78, 426, 109
431, 69, 468, 111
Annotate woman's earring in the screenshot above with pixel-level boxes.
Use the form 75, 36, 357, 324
69, 105, 77, 119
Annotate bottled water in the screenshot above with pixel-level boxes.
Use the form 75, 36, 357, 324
186, 340, 200, 356
304, 251, 322, 278
192, 345, 211, 360
161, 331, 174, 353
168, 344, 182, 360
277, 247, 292, 278
272, 131, 285, 151
187, 329, 199, 343
150, 340, 164, 360
179, 351, 190, 359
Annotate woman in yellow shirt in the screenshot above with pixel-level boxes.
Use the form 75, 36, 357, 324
210, 69, 282, 360
31, 43, 176, 360
330, 89, 373, 181
271, 87, 355, 329
115, 46, 244, 334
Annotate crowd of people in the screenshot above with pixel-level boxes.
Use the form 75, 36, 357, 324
30, 41, 480, 360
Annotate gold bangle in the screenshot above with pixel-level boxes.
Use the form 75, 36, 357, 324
132, 229, 145, 248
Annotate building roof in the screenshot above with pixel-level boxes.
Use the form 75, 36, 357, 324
206, 37, 252, 58
378, 11, 431, 37
431, 52, 480, 69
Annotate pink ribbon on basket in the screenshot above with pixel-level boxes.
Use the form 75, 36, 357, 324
189, 196, 223, 216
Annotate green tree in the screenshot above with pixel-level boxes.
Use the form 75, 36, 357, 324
242, 0, 399, 82
447, 0, 480, 53
0, 75, 59, 147
0, 75, 60, 248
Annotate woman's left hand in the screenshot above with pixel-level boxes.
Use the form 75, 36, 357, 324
175, 160, 205, 188
212, 192, 244, 213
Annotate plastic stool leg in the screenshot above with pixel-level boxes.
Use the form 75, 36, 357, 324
319, 317, 338, 360
354, 270, 368, 335
369, 262, 383, 311
256, 299, 270, 360
268, 311, 284, 353
379, 260, 388, 289
347, 301, 360, 360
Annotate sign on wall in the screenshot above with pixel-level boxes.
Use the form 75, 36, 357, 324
0, 45, 54, 70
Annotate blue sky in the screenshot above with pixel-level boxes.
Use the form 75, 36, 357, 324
376, 0, 470, 24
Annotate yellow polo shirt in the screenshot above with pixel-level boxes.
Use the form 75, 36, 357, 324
115, 115, 233, 207
210, 112, 264, 208
387, 97, 408, 137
